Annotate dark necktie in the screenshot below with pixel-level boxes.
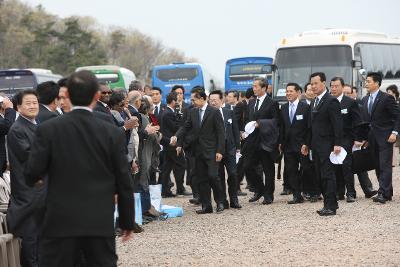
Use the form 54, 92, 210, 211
155, 105, 159, 116
255, 98, 260, 111
314, 97, 320, 109
199, 108, 203, 123
368, 95, 374, 115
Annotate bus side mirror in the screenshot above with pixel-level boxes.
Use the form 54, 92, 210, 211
352, 60, 362, 68
271, 64, 277, 71
358, 69, 367, 80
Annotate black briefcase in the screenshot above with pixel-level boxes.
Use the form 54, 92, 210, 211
352, 147, 376, 174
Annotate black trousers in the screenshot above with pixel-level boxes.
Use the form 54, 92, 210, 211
283, 151, 302, 198
21, 234, 39, 267
195, 154, 223, 208
244, 149, 275, 199
371, 136, 394, 198
314, 151, 337, 210
335, 143, 356, 197
356, 172, 374, 195
160, 149, 186, 193
218, 153, 238, 201
185, 150, 199, 197
301, 156, 320, 196
39, 236, 117, 267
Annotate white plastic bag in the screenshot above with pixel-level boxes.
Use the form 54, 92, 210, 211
149, 184, 162, 212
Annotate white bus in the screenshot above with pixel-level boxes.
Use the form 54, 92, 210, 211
272, 29, 400, 101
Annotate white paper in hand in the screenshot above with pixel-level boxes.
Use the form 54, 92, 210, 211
329, 148, 347, 165
244, 121, 257, 136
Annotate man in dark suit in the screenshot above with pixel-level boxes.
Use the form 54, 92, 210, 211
0, 96, 16, 174
279, 83, 310, 204
304, 72, 343, 216
209, 90, 241, 209
24, 71, 135, 267
343, 84, 377, 198
330, 77, 363, 203
36, 81, 60, 123
360, 72, 400, 203
151, 87, 167, 122
7, 90, 41, 267
176, 86, 225, 214
159, 92, 189, 196
243, 77, 280, 205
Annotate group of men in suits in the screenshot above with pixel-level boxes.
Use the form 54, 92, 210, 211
278, 72, 399, 216
6, 71, 135, 266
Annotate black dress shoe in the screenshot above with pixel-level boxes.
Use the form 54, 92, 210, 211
280, 188, 291, 195
372, 193, 387, 204
317, 208, 336, 216
249, 192, 263, 202
337, 194, 345, 200
288, 197, 304, 204
162, 192, 176, 198
189, 198, 201, 205
365, 190, 378, 198
237, 190, 248, 196
176, 190, 192, 196
309, 195, 319, 203
216, 203, 225, 213
223, 200, 230, 209
303, 193, 311, 200
262, 197, 273, 205
196, 207, 213, 214
346, 195, 356, 203
229, 199, 242, 209
133, 222, 144, 233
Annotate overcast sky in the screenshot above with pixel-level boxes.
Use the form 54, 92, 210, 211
24, 0, 400, 84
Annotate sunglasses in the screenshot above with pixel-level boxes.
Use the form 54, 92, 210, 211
101, 91, 112, 95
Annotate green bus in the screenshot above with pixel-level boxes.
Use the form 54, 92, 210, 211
75, 65, 136, 90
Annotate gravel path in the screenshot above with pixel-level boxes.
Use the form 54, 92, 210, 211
117, 167, 400, 266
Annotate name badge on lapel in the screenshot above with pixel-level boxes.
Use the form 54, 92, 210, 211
296, 115, 303, 120
227, 118, 232, 124
341, 108, 348, 114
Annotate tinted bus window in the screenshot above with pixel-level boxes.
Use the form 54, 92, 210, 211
94, 73, 120, 84
156, 68, 198, 82
0, 74, 35, 95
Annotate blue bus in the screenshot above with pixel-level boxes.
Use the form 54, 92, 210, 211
225, 57, 273, 92
0, 69, 62, 97
151, 63, 214, 103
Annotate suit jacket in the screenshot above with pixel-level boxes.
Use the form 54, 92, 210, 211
23, 110, 134, 237
309, 91, 343, 157
37, 104, 58, 123
338, 95, 362, 150
0, 108, 16, 172
242, 95, 280, 154
160, 107, 181, 149
176, 105, 225, 159
127, 104, 148, 140
153, 103, 167, 122
6, 116, 45, 237
221, 107, 240, 156
280, 101, 310, 153
360, 90, 400, 147
233, 100, 247, 131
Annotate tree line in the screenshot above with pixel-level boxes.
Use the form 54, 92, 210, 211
0, 0, 196, 81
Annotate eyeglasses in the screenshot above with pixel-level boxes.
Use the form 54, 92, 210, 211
101, 91, 112, 95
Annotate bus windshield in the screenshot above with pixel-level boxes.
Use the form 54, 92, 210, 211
274, 45, 352, 98
156, 68, 198, 82
95, 73, 120, 84
229, 64, 272, 81
0, 74, 35, 95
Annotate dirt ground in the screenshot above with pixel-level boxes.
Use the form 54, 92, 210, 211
117, 167, 400, 266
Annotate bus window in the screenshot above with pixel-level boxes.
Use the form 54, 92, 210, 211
156, 68, 198, 82
229, 64, 272, 81
274, 46, 352, 97
0, 74, 35, 95
356, 43, 400, 79
94, 73, 120, 84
